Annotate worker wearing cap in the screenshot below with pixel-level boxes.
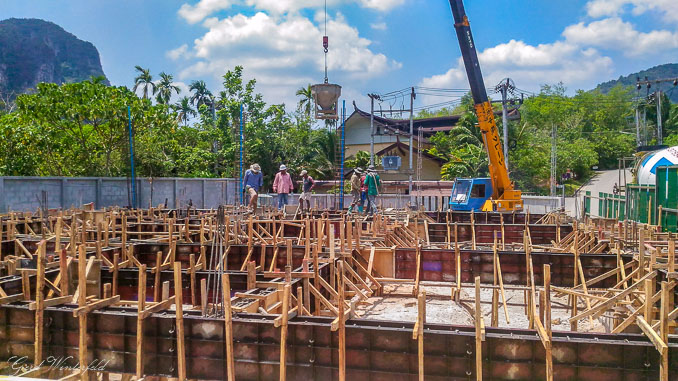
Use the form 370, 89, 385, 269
273, 164, 294, 211
299, 170, 315, 213
364, 165, 381, 215
348, 168, 363, 214
242, 163, 263, 210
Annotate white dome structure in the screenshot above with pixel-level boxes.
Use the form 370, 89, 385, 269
636, 146, 678, 185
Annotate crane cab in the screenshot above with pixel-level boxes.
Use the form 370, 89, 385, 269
449, 178, 493, 212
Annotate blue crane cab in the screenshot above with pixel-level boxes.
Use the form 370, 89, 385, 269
449, 178, 493, 211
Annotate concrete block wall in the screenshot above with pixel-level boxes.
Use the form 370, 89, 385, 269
0, 177, 237, 212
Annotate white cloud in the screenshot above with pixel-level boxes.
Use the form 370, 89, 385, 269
178, 0, 405, 24
563, 17, 678, 56
357, 0, 405, 11
175, 10, 400, 106
419, 40, 613, 102
586, 0, 678, 22
178, 0, 233, 24
167, 44, 190, 60
371, 22, 387, 30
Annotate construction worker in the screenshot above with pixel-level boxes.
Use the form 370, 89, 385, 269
299, 170, 316, 212
348, 168, 362, 214
273, 164, 293, 211
364, 165, 381, 215
242, 163, 263, 210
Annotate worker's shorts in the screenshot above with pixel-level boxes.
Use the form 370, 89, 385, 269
299, 191, 312, 201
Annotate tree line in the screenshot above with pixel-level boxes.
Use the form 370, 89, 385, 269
1, 66, 677, 195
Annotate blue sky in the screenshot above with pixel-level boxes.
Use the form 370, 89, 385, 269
2, 0, 677, 112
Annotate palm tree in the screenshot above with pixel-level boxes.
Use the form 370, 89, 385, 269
173, 97, 196, 126
309, 128, 339, 179
155, 72, 181, 104
296, 84, 313, 117
133, 66, 156, 100
189, 80, 213, 109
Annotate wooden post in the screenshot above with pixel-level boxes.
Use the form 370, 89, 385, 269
190, 254, 197, 307
417, 290, 426, 381
78, 245, 88, 381
222, 274, 235, 381
136, 264, 147, 379
247, 261, 256, 290
454, 223, 461, 302
305, 217, 311, 259
173, 262, 186, 380
34, 241, 46, 366
280, 284, 290, 381
154, 252, 162, 302
544, 264, 553, 381
60, 243, 69, 296
474, 276, 483, 381
659, 281, 669, 381
201, 278, 208, 315
112, 253, 119, 296
492, 233, 499, 327
338, 261, 346, 381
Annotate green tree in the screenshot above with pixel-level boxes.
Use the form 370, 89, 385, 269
132, 66, 156, 100
155, 72, 181, 105
0, 79, 176, 177
189, 80, 213, 109
296, 84, 313, 117
173, 97, 196, 126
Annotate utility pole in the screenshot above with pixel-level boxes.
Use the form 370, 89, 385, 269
636, 76, 678, 145
409, 87, 415, 206
368, 94, 377, 167
495, 79, 514, 170
656, 90, 663, 145
635, 106, 640, 148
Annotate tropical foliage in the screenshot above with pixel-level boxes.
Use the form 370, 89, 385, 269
2, 64, 678, 196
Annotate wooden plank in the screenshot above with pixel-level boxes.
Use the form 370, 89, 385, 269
636, 315, 667, 355
28, 295, 71, 310
173, 262, 186, 380
279, 284, 290, 381
338, 260, 346, 381
222, 274, 235, 381
569, 271, 656, 323
136, 265, 147, 379
34, 241, 45, 366
474, 276, 483, 381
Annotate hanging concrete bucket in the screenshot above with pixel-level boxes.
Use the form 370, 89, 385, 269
311, 83, 341, 120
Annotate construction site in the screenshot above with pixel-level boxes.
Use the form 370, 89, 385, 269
1, 0, 678, 380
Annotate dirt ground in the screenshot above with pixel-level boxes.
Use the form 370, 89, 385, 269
354, 282, 609, 333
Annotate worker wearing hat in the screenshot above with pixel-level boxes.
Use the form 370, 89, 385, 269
273, 164, 294, 211
298, 170, 316, 213
242, 163, 263, 210
364, 165, 381, 215
348, 167, 363, 214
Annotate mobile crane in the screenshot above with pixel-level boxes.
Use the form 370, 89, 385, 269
448, 0, 523, 212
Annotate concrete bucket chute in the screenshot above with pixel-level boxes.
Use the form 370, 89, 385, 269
311, 83, 341, 120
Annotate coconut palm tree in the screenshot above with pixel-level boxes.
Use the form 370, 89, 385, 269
296, 84, 313, 117
132, 66, 156, 100
173, 97, 196, 126
189, 80, 213, 109
155, 72, 181, 104
309, 128, 339, 179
